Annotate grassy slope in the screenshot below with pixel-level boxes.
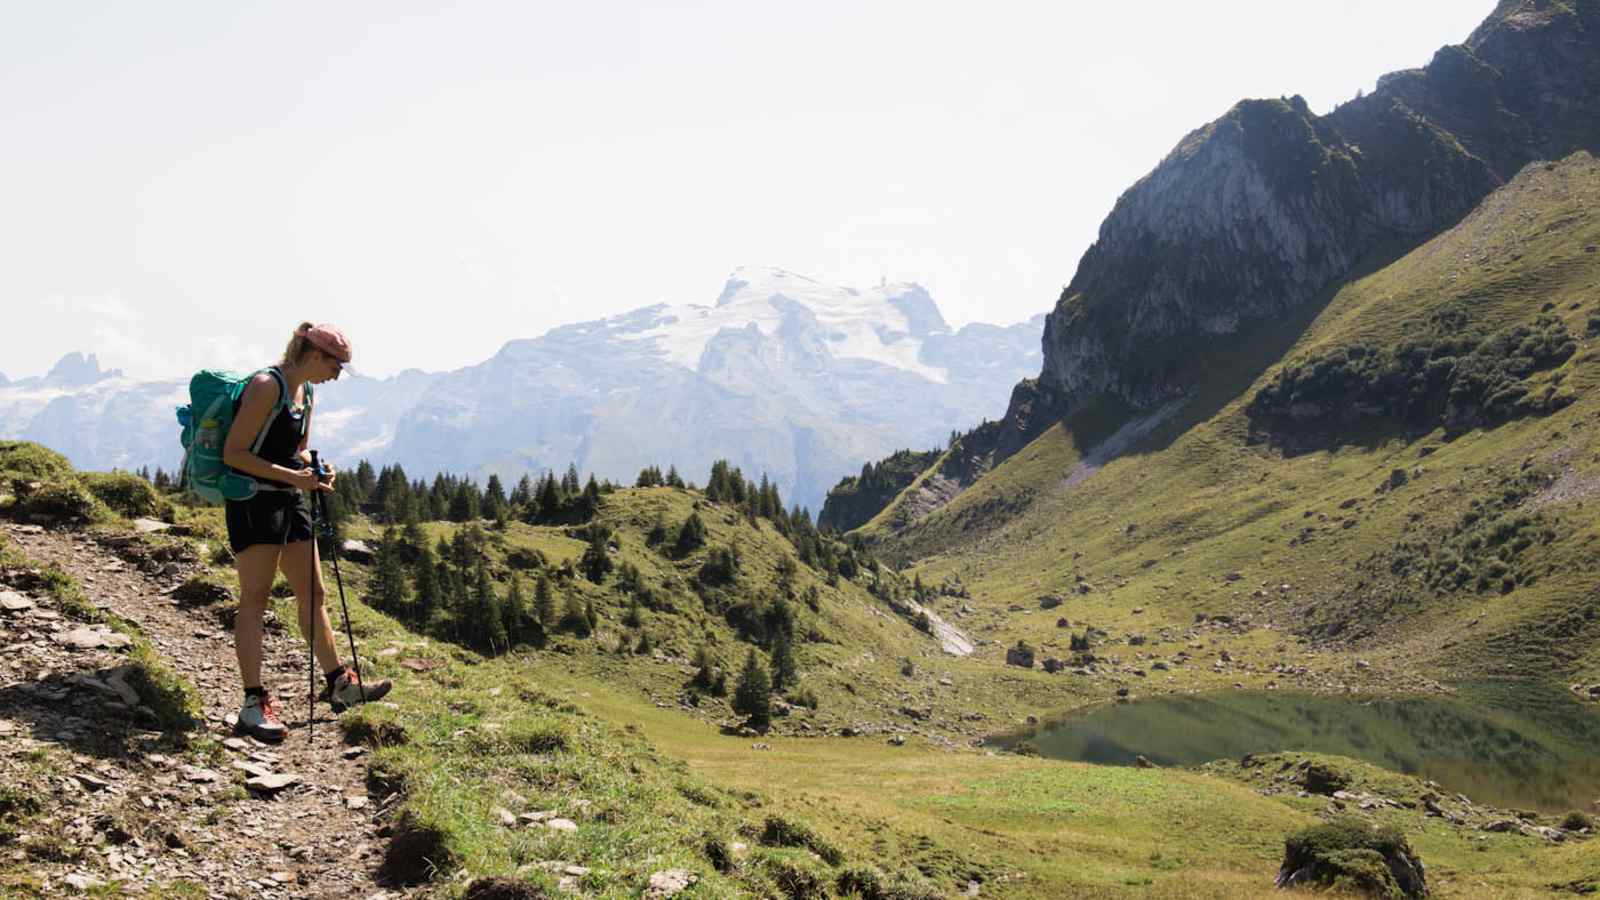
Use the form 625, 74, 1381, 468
871, 152, 1600, 692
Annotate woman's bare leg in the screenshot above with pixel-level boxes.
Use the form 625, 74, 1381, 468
278, 538, 342, 674
234, 543, 281, 689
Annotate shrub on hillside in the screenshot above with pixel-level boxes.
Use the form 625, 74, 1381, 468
699, 545, 741, 586
759, 852, 830, 899
11, 478, 111, 525
0, 441, 74, 480
674, 512, 708, 557
836, 865, 944, 900
1250, 312, 1577, 433
759, 815, 844, 865
80, 471, 172, 520
1276, 818, 1426, 899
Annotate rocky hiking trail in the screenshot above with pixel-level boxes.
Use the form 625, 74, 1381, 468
0, 521, 405, 898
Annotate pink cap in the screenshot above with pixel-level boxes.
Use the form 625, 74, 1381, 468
297, 323, 353, 363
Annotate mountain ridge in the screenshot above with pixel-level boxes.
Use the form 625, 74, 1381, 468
825, 0, 1600, 533
0, 268, 1042, 511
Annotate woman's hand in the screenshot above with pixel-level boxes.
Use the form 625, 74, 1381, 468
291, 467, 334, 493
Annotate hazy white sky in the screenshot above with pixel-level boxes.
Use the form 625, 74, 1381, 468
3, 1, 1494, 380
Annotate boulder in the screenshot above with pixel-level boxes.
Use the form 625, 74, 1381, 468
340, 539, 377, 565
645, 869, 698, 898
1004, 642, 1035, 669
1039, 594, 1064, 610
1302, 763, 1352, 796
54, 627, 133, 651
1042, 658, 1065, 674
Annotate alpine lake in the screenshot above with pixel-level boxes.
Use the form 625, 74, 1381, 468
994, 682, 1600, 813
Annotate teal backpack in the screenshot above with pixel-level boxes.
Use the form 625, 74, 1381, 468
176, 367, 312, 503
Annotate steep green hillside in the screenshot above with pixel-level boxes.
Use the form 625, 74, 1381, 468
817, 449, 941, 534
868, 152, 1600, 692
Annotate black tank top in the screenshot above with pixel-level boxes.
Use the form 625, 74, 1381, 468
230, 369, 308, 489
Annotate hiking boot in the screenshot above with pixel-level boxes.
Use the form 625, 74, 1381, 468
320, 666, 392, 712
235, 691, 287, 743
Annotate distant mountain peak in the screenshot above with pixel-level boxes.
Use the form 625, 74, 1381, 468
632, 268, 954, 381
46, 352, 120, 386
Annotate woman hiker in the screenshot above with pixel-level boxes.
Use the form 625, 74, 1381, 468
221, 322, 392, 742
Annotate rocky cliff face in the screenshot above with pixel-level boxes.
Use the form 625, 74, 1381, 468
1032, 0, 1599, 417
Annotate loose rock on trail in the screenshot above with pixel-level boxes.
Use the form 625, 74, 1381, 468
0, 522, 404, 898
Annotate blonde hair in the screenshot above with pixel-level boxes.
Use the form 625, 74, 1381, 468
280, 321, 317, 367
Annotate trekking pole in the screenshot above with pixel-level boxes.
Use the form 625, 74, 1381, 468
311, 451, 368, 708
307, 459, 318, 744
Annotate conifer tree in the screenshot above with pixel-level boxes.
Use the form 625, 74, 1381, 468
584, 599, 598, 635
412, 542, 440, 629
770, 633, 798, 692
646, 515, 670, 548
503, 574, 531, 647
562, 593, 591, 637
369, 527, 410, 616
355, 459, 377, 499
580, 525, 614, 583
536, 473, 562, 523
483, 474, 508, 523
401, 519, 427, 556
535, 571, 557, 630
577, 475, 602, 520
665, 465, 685, 488
509, 473, 534, 509
674, 512, 707, 557
472, 562, 507, 653
733, 649, 772, 730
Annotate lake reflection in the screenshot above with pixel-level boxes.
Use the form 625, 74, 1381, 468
1004, 684, 1600, 812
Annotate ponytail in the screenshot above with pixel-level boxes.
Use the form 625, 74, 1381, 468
280, 321, 317, 366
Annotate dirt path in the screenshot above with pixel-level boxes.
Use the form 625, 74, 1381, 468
0, 522, 405, 899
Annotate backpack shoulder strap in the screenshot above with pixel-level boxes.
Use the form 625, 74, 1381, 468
301, 382, 314, 437
248, 368, 291, 455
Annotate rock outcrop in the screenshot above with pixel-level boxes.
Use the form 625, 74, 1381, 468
1031, 0, 1598, 418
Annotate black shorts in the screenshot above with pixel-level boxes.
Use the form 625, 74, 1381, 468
225, 490, 313, 553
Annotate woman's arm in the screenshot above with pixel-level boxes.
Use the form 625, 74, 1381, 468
222, 373, 321, 492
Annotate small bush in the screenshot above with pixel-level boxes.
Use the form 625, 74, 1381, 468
760, 815, 844, 866
501, 717, 572, 754
836, 865, 944, 900
124, 648, 204, 735
80, 471, 172, 520
760, 852, 830, 899
0, 441, 73, 479
379, 809, 459, 886
12, 478, 111, 524
1277, 818, 1425, 899
1562, 810, 1594, 831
